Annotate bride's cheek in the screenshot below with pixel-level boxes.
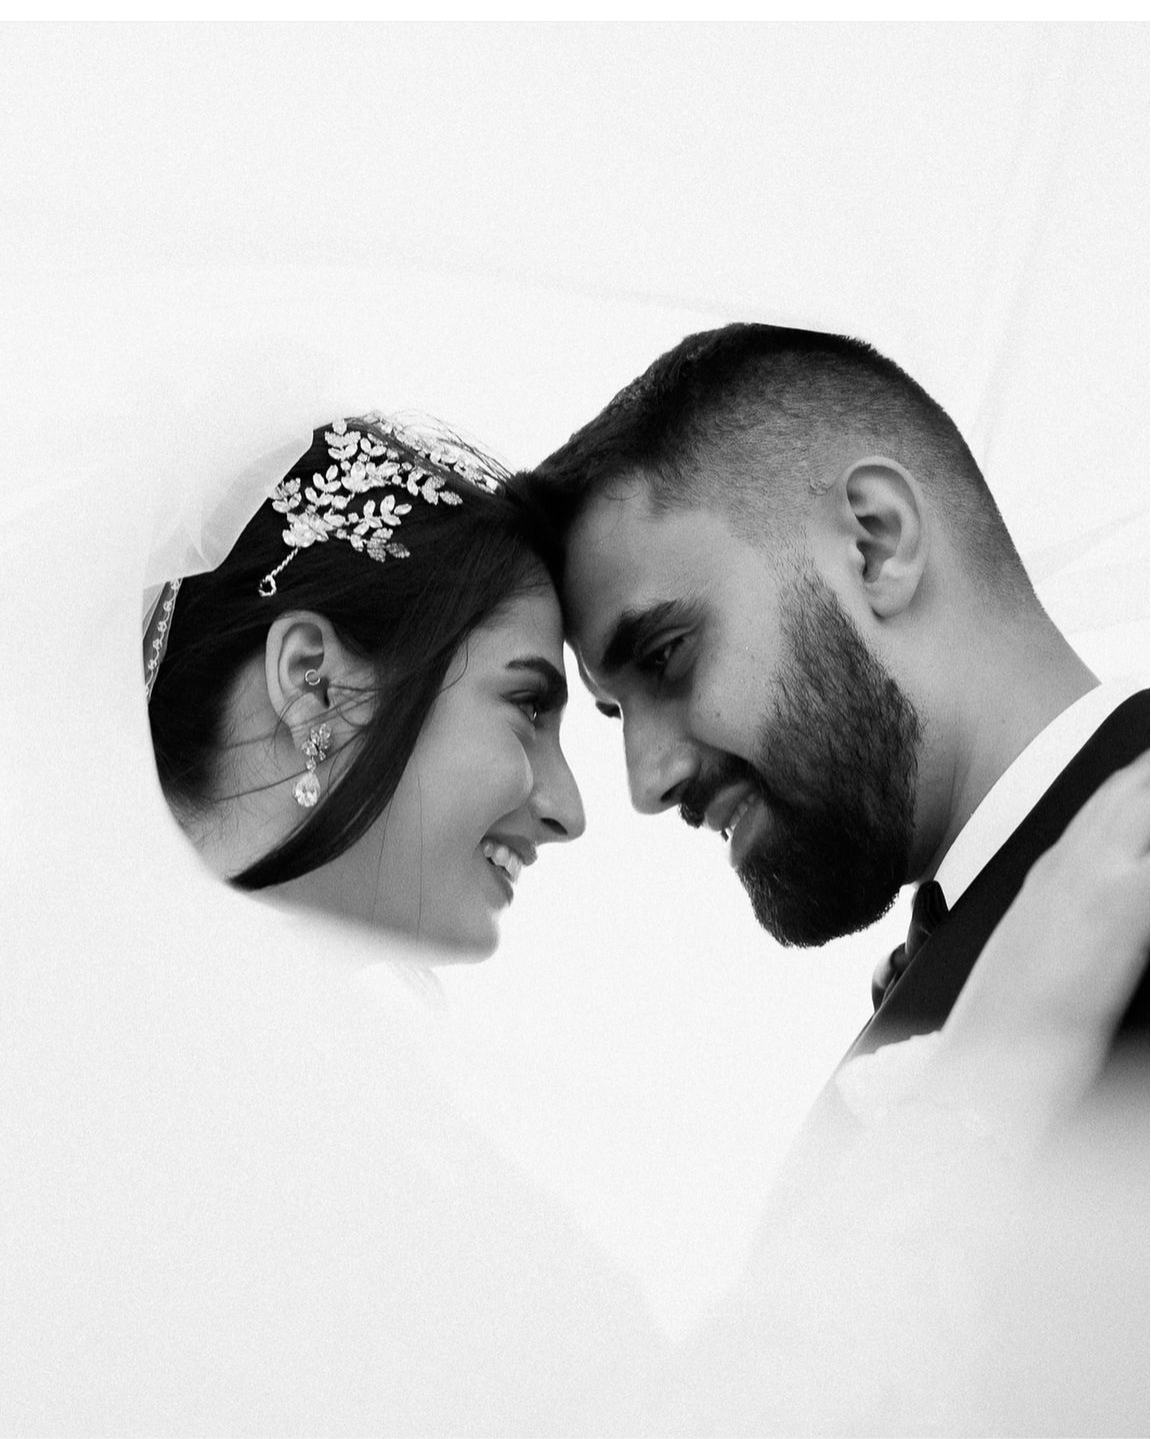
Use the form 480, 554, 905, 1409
504, 731, 537, 808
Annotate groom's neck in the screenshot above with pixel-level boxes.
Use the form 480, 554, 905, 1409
911, 616, 1098, 883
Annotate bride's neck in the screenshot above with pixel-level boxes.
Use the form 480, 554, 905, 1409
178, 659, 302, 880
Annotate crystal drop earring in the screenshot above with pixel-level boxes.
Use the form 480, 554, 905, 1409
293, 723, 332, 808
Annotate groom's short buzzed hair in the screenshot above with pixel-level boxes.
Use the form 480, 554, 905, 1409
519, 323, 1034, 606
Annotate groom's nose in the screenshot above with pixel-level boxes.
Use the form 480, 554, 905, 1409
625, 716, 698, 815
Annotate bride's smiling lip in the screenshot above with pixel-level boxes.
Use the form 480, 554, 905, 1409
479, 833, 537, 901
482, 833, 537, 869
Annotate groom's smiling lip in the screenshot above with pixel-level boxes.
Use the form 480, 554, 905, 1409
704, 785, 760, 839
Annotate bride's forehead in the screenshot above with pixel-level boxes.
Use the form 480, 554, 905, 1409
471, 588, 565, 657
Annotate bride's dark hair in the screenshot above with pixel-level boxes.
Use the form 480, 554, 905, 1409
148, 417, 549, 890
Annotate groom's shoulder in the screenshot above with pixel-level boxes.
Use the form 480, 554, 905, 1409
853, 688, 1149, 1053
994, 687, 1149, 869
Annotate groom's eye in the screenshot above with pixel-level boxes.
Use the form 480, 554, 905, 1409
637, 635, 684, 682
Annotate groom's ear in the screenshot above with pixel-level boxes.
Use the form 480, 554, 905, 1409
835, 456, 928, 619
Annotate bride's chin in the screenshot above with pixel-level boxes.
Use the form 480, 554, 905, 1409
261, 865, 503, 963
410, 912, 500, 965
365, 891, 500, 964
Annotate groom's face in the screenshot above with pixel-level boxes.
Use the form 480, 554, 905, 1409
563, 477, 922, 946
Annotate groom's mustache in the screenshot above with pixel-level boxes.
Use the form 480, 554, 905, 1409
679, 757, 767, 831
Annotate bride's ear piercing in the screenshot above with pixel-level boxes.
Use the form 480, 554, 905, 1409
293, 723, 332, 808
304, 668, 322, 688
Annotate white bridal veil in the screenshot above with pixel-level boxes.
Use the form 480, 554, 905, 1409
2, 23, 1147, 1435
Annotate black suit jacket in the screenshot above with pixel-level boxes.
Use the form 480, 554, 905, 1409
850, 689, 1149, 1063
798, 691, 1148, 1161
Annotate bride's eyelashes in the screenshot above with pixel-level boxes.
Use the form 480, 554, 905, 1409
511, 691, 544, 726
502, 656, 569, 730
508, 686, 560, 728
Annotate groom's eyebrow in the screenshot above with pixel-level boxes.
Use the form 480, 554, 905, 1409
600, 600, 684, 678
506, 657, 568, 709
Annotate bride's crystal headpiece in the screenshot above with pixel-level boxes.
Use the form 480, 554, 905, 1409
259, 413, 501, 596
144, 412, 504, 705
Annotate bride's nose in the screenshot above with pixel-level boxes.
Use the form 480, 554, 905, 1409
532, 743, 586, 842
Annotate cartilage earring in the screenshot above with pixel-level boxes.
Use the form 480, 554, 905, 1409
293, 723, 332, 808
304, 668, 322, 688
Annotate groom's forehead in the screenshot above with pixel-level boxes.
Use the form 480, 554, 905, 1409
560, 485, 733, 667
561, 486, 681, 624
562, 473, 754, 584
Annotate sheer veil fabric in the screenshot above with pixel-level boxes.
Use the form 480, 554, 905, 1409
2, 25, 1148, 1437
1, 354, 670, 1434
5, 276, 1144, 1438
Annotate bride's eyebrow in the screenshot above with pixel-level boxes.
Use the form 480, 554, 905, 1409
505, 657, 568, 710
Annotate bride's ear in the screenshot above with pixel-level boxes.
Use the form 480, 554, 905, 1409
264, 612, 367, 748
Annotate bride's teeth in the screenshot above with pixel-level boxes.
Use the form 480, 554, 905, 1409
482, 841, 522, 882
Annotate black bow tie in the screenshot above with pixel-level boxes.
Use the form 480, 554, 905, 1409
871, 879, 949, 1011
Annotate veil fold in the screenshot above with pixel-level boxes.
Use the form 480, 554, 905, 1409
0, 279, 667, 1436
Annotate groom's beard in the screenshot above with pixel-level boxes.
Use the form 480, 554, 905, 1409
682, 569, 922, 947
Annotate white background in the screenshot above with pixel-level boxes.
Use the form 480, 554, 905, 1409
3, 23, 1146, 1336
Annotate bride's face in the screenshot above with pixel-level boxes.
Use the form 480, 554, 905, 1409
313, 586, 586, 956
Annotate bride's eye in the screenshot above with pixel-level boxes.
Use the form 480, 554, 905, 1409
511, 691, 546, 726
505, 664, 565, 731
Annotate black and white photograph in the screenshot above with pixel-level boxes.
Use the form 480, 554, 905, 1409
1, 22, 1147, 1437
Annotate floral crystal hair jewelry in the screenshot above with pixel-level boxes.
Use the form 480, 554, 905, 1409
142, 413, 505, 706
294, 723, 332, 808
144, 578, 183, 704
258, 414, 501, 597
